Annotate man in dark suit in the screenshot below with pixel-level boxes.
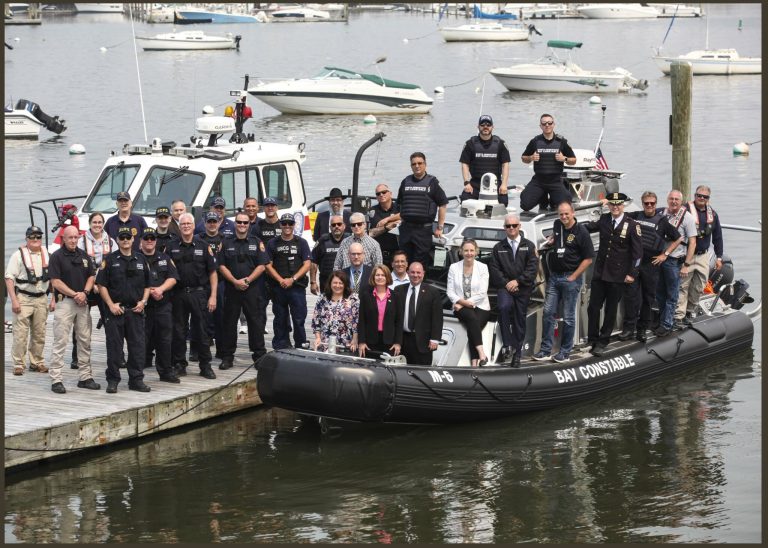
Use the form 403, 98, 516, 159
345, 243, 373, 295
313, 187, 352, 242
395, 262, 443, 366
489, 213, 540, 367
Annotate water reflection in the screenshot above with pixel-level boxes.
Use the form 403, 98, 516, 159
5, 352, 757, 543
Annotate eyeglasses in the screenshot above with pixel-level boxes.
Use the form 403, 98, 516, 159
350, 222, 364, 227
695, 193, 710, 200
349, 252, 363, 256
643, 201, 657, 206
375, 190, 389, 196
330, 222, 344, 227
540, 121, 554, 126
411, 161, 424, 167
479, 122, 492, 127
280, 221, 294, 226
118, 235, 132, 241
504, 223, 520, 229
27, 235, 42, 240
235, 220, 250, 225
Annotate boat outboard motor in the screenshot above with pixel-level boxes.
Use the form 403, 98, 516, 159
15, 99, 66, 134
527, 24, 542, 36
708, 255, 734, 293
234, 35, 242, 50
719, 279, 753, 310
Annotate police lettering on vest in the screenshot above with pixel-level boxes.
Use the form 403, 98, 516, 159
532, 134, 566, 176
632, 211, 667, 256
399, 175, 437, 224
467, 136, 504, 181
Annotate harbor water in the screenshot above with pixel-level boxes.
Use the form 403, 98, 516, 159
4, 4, 761, 543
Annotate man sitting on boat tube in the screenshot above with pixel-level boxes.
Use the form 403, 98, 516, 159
520, 114, 576, 212
460, 114, 511, 207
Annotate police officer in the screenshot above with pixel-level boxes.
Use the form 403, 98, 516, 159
4, 225, 53, 376
195, 211, 226, 361
48, 225, 100, 393
103, 191, 147, 252
218, 212, 269, 368
97, 226, 152, 393
310, 214, 347, 295
153, 206, 179, 254
460, 114, 511, 206
367, 183, 400, 266
194, 196, 235, 238
167, 213, 218, 379
396, 152, 449, 266
265, 213, 312, 350
520, 113, 577, 212
250, 196, 282, 335
621, 191, 682, 342
534, 201, 595, 363
583, 192, 643, 356
139, 227, 180, 383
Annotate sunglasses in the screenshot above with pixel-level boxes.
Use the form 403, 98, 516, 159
27, 235, 42, 240
330, 222, 344, 227
375, 190, 389, 196
206, 219, 219, 223
540, 121, 554, 126
280, 221, 294, 226
142, 236, 157, 241
643, 201, 657, 206
235, 220, 250, 225
350, 222, 365, 227
504, 223, 520, 229
411, 162, 424, 167
118, 235, 133, 241
479, 122, 492, 127
695, 193, 710, 200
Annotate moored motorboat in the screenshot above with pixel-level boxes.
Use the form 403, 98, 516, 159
270, 6, 330, 20
73, 3, 123, 14
653, 49, 762, 75
440, 22, 531, 42
648, 3, 702, 17
4, 98, 66, 139
576, 3, 658, 19
246, 66, 434, 115
174, 7, 265, 23
136, 30, 242, 51
490, 40, 649, 92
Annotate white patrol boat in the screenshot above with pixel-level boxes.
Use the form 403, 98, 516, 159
29, 92, 313, 251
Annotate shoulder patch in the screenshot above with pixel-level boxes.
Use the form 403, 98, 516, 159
259, 242, 265, 252
635, 224, 642, 236
101, 259, 106, 269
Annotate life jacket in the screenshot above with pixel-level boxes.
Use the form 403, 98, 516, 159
685, 201, 716, 238
80, 231, 112, 261
467, 135, 504, 181
16, 245, 50, 286
664, 206, 690, 243
532, 134, 566, 176
399, 174, 437, 224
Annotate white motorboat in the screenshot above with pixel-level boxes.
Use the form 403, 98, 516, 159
490, 40, 649, 93
174, 7, 265, 23
440, 22, 530, 42
270, 7, 330, 20
648, 3, 702, 17
73, 3, 124, 13
5, 98, 66, 139
521, 3, 580, 19
246, 66, 434, 114
653, 49, 761, 75
136, 30, 242, 51
576, 3, 658, 19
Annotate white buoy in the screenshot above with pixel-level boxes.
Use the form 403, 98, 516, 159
403, 38, 409, 43
589, 96, 602, 104
434, 86, 445, 94
69, 144, 86, 155
287, 136, 294, 143
363, 114, 377, 125
100, 46, 107, 52
733, 142, 750, 155
14, 37, 20, 41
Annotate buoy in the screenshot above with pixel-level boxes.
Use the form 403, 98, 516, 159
100, 46, 107, 52
475, 87, 481, 94
733, 142, 750, 155
363, 114, 377, 125
434, 86, 445, 94
287, 136, 294, 143
14, 37, 20, 41
589, 96, 601, 104
403, 38, 409, 43
69, 144, 86, 155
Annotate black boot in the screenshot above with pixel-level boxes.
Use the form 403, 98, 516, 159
618, 328, 635, 341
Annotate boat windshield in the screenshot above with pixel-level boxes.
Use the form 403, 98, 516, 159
314, 68, 363, 80
82, 163, 141, 214
131, 166, 206, 216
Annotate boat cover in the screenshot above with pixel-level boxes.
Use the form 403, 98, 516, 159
547, 40, 583, 49
323, 67, 421, 89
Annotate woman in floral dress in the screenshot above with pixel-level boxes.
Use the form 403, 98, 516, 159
311, 270, 359, 353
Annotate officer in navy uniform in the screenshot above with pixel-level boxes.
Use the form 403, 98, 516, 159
139, 227, 181, 383
396, 152, 449, 266
583, 192, 643, 356
520, 113, 577, 212
620, 191, 682, 342
250, 196, 281, 335
367, 183, 400, 267
217, 212, 269, 369
460, 114, 511, 206
194, 196, 235, 238
153, 206, 179, 255
265, 213, 312, 350
97, 227, 152, 393
167, 212, 218, 379
310, 213, 348, 294
196, 211, 227, 361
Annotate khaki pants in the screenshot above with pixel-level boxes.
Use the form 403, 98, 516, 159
675, 252, 710, 320
11, 293, 49, 369
49, 298, 93, 383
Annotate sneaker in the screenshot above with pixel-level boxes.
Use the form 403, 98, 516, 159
51, 382, 66, 394
552, 352, 570, 363
532, 351, 551, 361
30, 363, 49, 373
77, 378, 101, 390
654, 326, 671, 337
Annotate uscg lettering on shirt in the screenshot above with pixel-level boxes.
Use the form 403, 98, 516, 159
552, 353, 637, 384
276, 244, 296, 254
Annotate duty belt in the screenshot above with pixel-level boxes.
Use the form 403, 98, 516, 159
16, 288, 46, 298
402, 221, 433, 228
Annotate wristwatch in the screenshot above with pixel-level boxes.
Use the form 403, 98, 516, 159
464, 180, 470, 186
141, 300, 148, 307
437, 225, 444, 230
243, 278, 250, 286
684, 262, 690, 267
664, 250, 670, 256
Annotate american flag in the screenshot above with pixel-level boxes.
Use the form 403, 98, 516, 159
594, 147, 609, 170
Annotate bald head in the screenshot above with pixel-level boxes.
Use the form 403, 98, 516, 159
62, 225, 80, 251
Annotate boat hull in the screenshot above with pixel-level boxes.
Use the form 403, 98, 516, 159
440, 25, 529, 42
256, 311, 754, 424
4, 112, 42, 138
577, 4, 658, 18
490, 68, 631, 92
653, 56, 762, 75
136, 35, 237, 51
73, 3, 123, 13
175, 9, 262, 23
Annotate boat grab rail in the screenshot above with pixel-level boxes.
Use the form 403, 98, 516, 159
645, 336, 684, 364
28, 194, 87, 250
472, 372, 533, 404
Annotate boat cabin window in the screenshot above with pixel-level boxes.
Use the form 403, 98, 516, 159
262, 164, 293, 208
213, 168, 261, 216
461, 226, 509, 243
131, 166, 205, 217
82, 164, 141, 213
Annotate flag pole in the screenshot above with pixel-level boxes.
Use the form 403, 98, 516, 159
594, 104, 607, 155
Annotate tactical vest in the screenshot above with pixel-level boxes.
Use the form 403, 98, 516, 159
16, 246, 50, 285
317, 233, 343, 276
468, 136, 503, 181
533, 134, 565, 176
170, 239, 209, 287
686, 201, 716, 238
254, 219, 280, 242
399, 175, 437, 224
272, 236, 303, 279
633, 211, 667, 255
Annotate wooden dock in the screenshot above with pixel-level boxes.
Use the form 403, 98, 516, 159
5, 294, 321, 471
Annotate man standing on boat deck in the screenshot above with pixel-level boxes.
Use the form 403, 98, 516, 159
489, 213, 540, 367
333, 212, 383, 270
313, 187, 352, 242
98, 227, 152, 393
675, 185, 724, 325
103, 191, 147, 252
583, 193, 643, 356
265, 213, 312, 350
367, 183, 401, 267
47, 226, 99, 393
395, 262, 443, 366
460, 114, 511, 206
656, 189, 697, 336
167, 213, 218, 380
396, 152, 448, 266
520, 114, 576, 212
310, 214, 348, 294
5, 226, 54, 377
533, 201, 594, 364
619, 191, 682, 342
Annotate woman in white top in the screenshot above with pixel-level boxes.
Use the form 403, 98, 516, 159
446, 239, 491, 367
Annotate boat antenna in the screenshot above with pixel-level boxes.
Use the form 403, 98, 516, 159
656, 4, 679, 54
477, 74, 487, 117
128, 4, 148, 143
594, 104, 607, 155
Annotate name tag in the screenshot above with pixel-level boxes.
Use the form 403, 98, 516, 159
158, 260, 167, 266
194, 249, 203, 256
248, 245, 257, 251
557, 247, 566, 257
136, 263, 144, 270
